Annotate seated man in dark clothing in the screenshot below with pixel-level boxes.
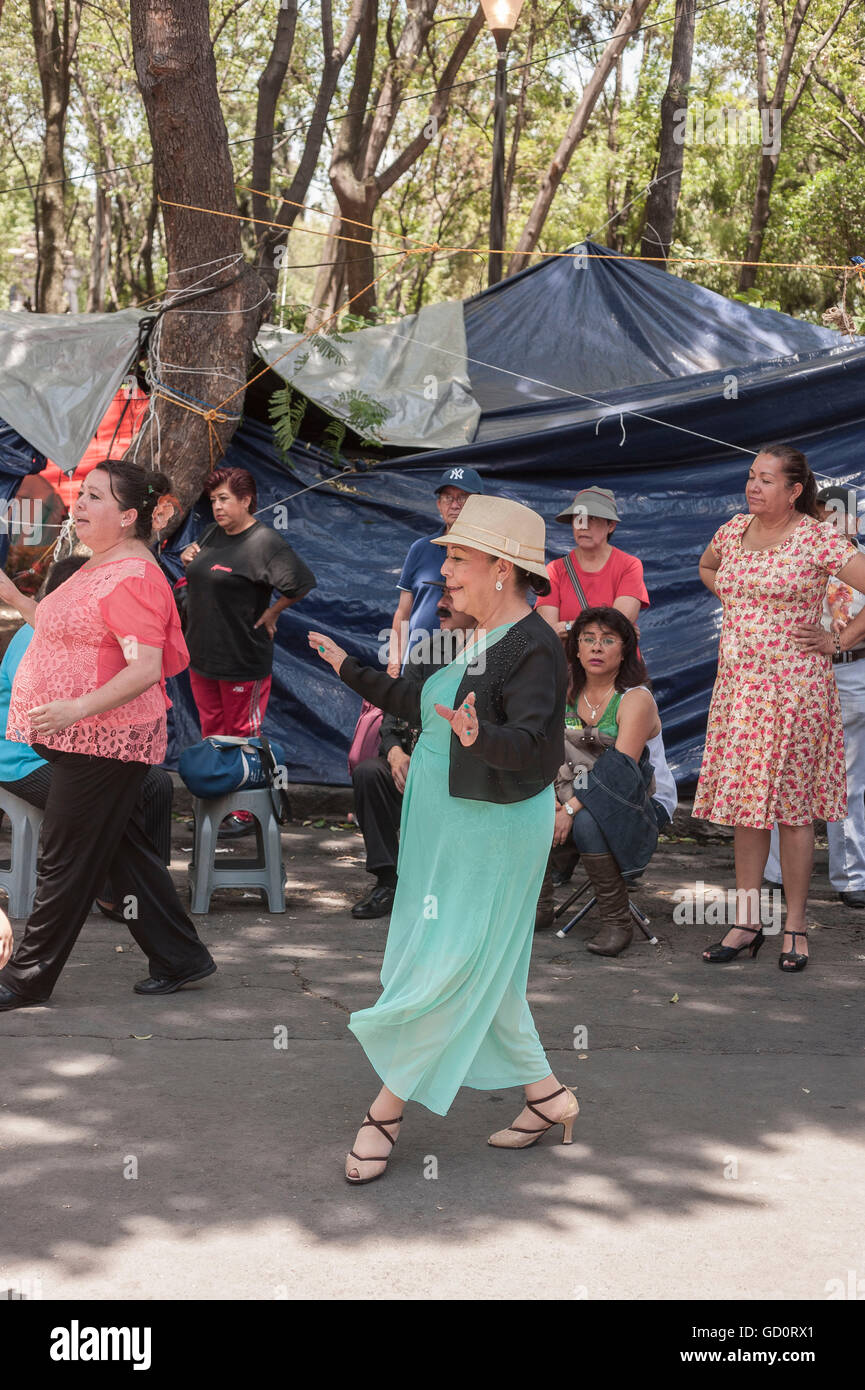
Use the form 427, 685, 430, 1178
350, 591, 474, 918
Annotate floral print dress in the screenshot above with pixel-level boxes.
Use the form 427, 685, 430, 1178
693, 513, 855, 828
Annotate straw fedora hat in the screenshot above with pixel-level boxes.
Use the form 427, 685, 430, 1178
431, 494, 551, 596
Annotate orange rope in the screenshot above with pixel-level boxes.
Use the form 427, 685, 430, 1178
235, 184, 433, 251
139, 226, 415, 425
215, 249, 417, 412
158, 196, 405, 256
150, 392, 239, 469
236, 183, 862, 275
142, 192, 862, 446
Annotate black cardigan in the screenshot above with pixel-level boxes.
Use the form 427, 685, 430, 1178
339, 609, 566, 804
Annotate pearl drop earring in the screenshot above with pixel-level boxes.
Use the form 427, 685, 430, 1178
495, 580, 503, 591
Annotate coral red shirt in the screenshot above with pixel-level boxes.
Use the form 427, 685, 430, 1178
539, 546, 649, 621
7, 557, 188, 764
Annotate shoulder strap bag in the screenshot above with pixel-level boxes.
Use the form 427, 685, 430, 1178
562, 551, 590, 613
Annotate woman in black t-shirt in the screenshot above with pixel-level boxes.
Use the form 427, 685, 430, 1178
181, 469, 315, 828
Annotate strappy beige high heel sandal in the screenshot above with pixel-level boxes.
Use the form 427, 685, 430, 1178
345, 1110, 403, 1185
488, 1086, 579, 1149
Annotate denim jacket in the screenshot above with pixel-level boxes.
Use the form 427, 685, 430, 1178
578, 746, 659, 875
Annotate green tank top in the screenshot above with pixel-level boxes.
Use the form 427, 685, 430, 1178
565, 690, 623, 736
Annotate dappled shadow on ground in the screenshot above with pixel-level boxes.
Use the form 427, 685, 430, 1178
1, 824, 864, 1297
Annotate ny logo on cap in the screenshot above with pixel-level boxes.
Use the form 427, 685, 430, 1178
449, 468, 464, 480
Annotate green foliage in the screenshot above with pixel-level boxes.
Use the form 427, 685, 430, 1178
268, 385, 308, 459
732, 288, 782, 312
270, 379, 390, 464
322, 391, 391, 463
3, 0, 862, 324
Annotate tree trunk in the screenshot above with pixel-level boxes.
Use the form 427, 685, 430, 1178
307, 213, 348, 327
29, 0, 82, 312
139, 192, 159, 299
737, 0, 852, 291
86, 182, 111, 312
508, 0, 654, 276
129, 0, 270, 517
605, 55, 623, 250
76, 62, 146, 301
250, 0, 298, 248
737, 0, 853, 289
326, 1, 484, 320
252, 0, 369, 296
640, 0, 696, 266
503, 0, 537, 221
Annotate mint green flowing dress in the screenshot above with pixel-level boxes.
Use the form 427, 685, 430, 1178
348, 624, 556, 1116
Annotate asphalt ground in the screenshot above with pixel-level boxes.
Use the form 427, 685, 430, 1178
1, 791, 864, 1304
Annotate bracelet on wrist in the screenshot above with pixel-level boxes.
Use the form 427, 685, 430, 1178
833, 630, 842, 656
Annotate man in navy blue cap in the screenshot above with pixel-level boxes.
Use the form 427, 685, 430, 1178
387, 466, 485, 674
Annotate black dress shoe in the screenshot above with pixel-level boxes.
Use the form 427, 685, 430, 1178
351, 884, 396, 919
133, 960, 217, 995
838, 890, 865, 909
0, 982, 48, 1011
93, 899, 127, 923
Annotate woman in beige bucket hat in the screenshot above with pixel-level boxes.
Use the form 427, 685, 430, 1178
310, 494, 579, 1183
536, 486, 649, 638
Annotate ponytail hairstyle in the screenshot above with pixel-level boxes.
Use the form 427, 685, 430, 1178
93, 460, 174, 540
759, 442, 818, 518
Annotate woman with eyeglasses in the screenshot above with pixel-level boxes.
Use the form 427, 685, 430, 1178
541, 607, 675, 956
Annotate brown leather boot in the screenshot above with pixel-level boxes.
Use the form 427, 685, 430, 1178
535, 865, 556, 931
581, 853, 633, 956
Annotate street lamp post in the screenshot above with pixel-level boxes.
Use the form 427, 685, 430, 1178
481, 0, 524, 287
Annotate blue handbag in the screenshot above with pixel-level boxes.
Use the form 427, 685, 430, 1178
178, 735, 291, 821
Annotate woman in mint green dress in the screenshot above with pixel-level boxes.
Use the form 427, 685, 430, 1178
310, 494, 578, 1184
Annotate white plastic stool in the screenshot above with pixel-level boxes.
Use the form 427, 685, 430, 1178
0, 787, 44, 918
188, 787, 286, 914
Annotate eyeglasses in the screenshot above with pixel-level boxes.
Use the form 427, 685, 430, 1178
577, 634, 620, 648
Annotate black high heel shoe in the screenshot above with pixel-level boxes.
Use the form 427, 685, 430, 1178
703, 925, 765, 963
779, 929, 808, 972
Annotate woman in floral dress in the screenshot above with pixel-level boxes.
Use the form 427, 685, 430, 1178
694, 444, 865, 971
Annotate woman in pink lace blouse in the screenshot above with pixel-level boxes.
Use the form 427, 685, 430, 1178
0, 460, 215, 1011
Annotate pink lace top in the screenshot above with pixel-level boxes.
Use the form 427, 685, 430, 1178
7, 557, 189, 764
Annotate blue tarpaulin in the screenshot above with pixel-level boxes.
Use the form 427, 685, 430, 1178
0, 419, 47, 566
162, 332, 865, 787
463, 240, 845, 420
3, 247, 864, 788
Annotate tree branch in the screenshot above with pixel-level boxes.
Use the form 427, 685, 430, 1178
376, 5, 484, 196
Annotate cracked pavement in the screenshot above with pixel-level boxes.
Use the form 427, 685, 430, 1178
1, 788, 864, 1301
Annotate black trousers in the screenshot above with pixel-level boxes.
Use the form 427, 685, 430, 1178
1, 762, 174, 867
0, 749, 211, 1002
351, 755, 403, 875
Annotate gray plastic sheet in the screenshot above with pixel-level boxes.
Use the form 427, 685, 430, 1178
255, 301, 480, 450
0, 308, 146, 473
